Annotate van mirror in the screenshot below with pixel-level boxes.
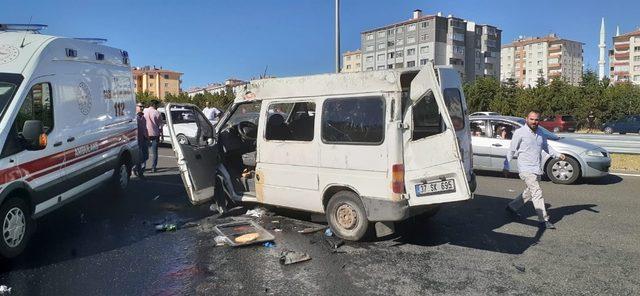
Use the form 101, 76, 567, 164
20, 120, 47, 150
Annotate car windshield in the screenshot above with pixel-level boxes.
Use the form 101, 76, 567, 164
514, 118, 560, 140
561, 115, 575, 121
0, 73, 23, 122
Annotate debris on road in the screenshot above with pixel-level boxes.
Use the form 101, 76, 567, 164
263, 241, 276, 248
153, 195, 160, 201
325, 228, 334, 237
279, 250, 311, 265
324, 236, 345, 251
214, 236, 227, 246
512, 263, 526, 273
181, 222, 199, 229
214, 220, 275, 247
273, 228, 283, 232
155, 223, 177, 232
0, 285, 11, 295
297, 226, 327, 234
245, 208, 266, 218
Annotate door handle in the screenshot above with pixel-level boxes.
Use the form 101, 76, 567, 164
491, 143, 502, 147
54, 142, 63, 147
67, 137, 75, 142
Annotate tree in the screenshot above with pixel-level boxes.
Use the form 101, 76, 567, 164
136, 91, 158, 106
463, 77, 500, 113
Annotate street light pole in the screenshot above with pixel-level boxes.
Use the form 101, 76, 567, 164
335, 0, 340, 73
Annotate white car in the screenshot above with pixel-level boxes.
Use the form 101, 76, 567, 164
470, 111, 500, 117
158, 107, 217, 145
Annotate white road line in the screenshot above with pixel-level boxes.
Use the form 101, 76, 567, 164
158, 155, 176, 158
610, 172, 640, 177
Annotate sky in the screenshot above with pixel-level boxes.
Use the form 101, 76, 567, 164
2, 0, 639, 89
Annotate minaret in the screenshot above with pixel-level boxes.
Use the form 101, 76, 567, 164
598, 18, 606, 80
616, 26, 620, 36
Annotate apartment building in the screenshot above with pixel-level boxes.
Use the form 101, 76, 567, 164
360, 10, 501, 82
609, 28, 640, 84
341, 50, 362, 73
500, 34, 584, 87
132, 66, 183, 100
186, 78, 249, 97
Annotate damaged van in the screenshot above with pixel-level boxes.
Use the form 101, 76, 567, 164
166, 64, 476, 240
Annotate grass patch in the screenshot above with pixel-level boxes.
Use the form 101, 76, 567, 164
610, 153, 640, 172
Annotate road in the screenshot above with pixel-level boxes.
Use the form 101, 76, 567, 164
1, 146, 639, 295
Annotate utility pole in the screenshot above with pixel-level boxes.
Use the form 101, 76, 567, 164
335, 0, 340, 73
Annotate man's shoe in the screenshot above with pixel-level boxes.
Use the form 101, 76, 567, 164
505, 205, 522, 218
540, 221, 556, 229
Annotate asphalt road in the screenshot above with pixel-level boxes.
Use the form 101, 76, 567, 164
1, 146, 639, 295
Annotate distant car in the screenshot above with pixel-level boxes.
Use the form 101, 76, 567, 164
470, 111, 501, 117
538, 114, 577, 133
470, 115, 611, 184
601, 115, 640, 135
158, 107, 202, 145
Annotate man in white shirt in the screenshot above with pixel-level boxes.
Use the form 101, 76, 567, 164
202, 101, 221, 123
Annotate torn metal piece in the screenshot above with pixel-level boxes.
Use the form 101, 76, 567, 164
297, 226, 327, 234
279, 250, 311, 265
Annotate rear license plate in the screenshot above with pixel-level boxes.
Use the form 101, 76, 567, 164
415, 179, 456, 196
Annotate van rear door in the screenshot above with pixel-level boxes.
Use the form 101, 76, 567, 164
402, 66, 471, 206
165, 103, 219, 205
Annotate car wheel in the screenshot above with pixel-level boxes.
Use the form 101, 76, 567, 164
553, 127, 560, 133
604, 127, 613, 134
546, 156, 580, 185
325, 191, 369, 241
0, 197, 32, 258
111, 158, 130, 194
176, 134, 189, 145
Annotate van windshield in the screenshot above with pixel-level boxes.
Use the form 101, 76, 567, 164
0, 73, 23, 122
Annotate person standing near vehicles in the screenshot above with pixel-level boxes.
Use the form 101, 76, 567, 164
587, 111, 595, 133
202, 101, 221, 123
134, 103, 148, 178
504, 111, 566, 230
144, 100, 163, 173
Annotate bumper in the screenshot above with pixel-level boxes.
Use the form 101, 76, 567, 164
582, 156, 611, 177
360, 196, 409, 222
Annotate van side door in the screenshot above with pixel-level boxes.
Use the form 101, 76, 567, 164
165, 103, 219, 205
402, 66, 471, 206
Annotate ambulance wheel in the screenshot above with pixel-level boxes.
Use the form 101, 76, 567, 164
111, 158, 130, 194
0, 197, 32, 258
326, 191, 369, 241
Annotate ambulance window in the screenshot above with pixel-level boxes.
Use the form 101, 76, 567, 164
322, 97, 385, 145
412, 90, 443, 140
15, 83, 54, 135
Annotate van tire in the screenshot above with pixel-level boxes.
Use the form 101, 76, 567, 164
0, 197, 32, 258
111, 158, 130, 195
176, 134, 189, 145
325, 191, 369, 241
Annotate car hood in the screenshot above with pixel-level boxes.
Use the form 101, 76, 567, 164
550, 137, 602, 152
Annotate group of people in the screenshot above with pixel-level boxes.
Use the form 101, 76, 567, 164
134, 100, 162, 178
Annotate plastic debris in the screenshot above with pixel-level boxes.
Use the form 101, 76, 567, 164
272, 220, 280, 224
245, 208, 266, 218
0, 285, 11, 295
279, 250, 311, 265
155, 223, 177, 232
325, 236, 345, 251
273, 228, 283, 232
263, 241, 276, 248
298, 226, 327, 234
324, 228, 334, 237
214, 236, 227, 246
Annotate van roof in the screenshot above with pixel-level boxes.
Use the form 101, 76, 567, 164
235, 69, 422, 102
0, 32, 129, 75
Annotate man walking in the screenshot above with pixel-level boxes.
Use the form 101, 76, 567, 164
505, 111, 566, 230
144, 100, 163, 173
203, 101, 221, 124
134, 103, 148, 178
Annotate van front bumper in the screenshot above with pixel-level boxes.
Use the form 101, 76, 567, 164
361, 196, 409, 222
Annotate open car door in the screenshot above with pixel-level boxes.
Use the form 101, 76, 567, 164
402, 65, 471, 206
165, 103, 220, 205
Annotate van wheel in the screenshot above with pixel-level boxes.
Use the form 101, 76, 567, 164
325, 191, 369, 241
111, 159, 130, 194
0, 197, 32, 258
546, 156, 580, 185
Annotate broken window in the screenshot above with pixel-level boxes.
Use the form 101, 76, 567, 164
321, 97, 385, 144
265, 101, 315, 141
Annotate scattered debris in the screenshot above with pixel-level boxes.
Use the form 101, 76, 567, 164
214, 236, 227, 246
271, 220, 280, 224
214, 220, 275, 247
298, 226, 327, 234
181, 222, 199, 229
512, 263, 526, 273
507, 189, 516, 193
324, 228, 334, 237
279, 250, 311, 265
273, 228, 283, 232
324, 236, 345, 251
153, 195, 160, 201
245, 208, 266, 218
263, 241, 276, 248
0, 285, 11, 295
155, 223, 177, 232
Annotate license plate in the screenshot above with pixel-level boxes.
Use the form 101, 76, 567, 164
415, 179, 456, 196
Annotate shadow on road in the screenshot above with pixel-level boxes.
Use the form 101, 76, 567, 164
580, 174, 623, 185
0, 173, 210, 272
475, 170, 624, 185
395, 195, 598, 255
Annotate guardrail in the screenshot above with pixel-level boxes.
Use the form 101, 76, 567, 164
556, 133, 640, 154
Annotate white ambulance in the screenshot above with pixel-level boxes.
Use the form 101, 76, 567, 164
0, 25, 138, 258
165, 64, 476, 240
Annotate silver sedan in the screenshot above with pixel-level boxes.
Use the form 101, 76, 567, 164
470, 115, 611, 184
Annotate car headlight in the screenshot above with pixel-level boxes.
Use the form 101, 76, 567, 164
584, 149, 606, 157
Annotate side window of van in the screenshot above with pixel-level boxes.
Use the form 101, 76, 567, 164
322, 97, 385, 144
266, 102, 315, 141
412, 91, 443, 140
442, 88, 465, 131
15, 83, 54, 135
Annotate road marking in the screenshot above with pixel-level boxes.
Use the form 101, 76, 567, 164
159, 155, 176, 159
611, 172, 640, 177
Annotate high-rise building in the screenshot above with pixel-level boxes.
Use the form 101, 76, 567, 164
341, 50, 362, 73
609, 28, 640, 85
185, 78, 249, 97
500, 34, 584, 87
359, 10, 501, 82
132, 66, 183, 100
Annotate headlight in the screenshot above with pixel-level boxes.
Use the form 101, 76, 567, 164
584, 149, 606, 157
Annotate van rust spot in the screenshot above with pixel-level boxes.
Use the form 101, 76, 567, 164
255, 170, 265, 203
